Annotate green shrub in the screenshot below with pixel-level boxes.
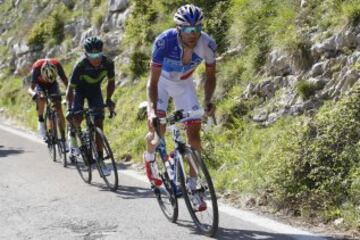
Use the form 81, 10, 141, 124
62, 0, 75, 10
91, 0, 102, 7
129, 51, 150, 79
273, 84, 360, 219
342, 0, 360, 26
27, 13, 65, 48
195, 0, 232, 54
92, 11, 104, 28
27, 21, 50, 48
51, 13, 65, 44
296, 80, 318, 100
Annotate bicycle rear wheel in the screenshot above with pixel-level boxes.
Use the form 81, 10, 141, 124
178, 147, 219, 237
154, 151, 178, 223
93, 127, 118, 191
44, 111, 56, 162
74, 132, 92, 184
58, 139, 67, 167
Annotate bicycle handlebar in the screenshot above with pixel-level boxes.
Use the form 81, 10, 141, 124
70, 104, 116, 119
38, 91, 65, 99
151, 109, 205, 145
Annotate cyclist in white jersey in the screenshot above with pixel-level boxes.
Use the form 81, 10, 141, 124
144, 4, 217, 211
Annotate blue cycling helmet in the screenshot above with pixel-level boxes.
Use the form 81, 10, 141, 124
174, 4, 203, 26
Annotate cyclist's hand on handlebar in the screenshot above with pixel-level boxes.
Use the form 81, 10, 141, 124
39, 91, 45, 99
204, 102, 216, 117
106, 99, 116, 118
106, 98, 115, 109
31, 92, 38, 101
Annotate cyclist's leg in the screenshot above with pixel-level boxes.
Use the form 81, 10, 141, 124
72, 90, 85, 128
172, 79, 203, 177
51, 83, 66, 140
88, 90, 105, 158
69, 91, 84, 153
144, 77, 169, 186
145, 77, 169, 154
35, 85, 46, 137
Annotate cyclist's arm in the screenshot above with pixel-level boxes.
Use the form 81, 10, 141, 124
106, 80, 115, 101
56, 63, 68, 87
204, 63, 216, 105
67, 65, 80, 107
66, 85, 74, 106
28, 82, 36, 97
28, 68, 38, 97
106, 60, 115, 101
147, 65, 162, 116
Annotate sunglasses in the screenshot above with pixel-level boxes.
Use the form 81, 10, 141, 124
87, 52, 103, 59
181, 25, 202, 33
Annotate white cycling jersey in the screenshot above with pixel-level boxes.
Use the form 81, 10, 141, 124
151, 28, 216, 82
151, 28, 217, 122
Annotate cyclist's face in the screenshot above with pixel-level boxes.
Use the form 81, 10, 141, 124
86, 51, 103, 66
179, 26, 201, 48
41, 74, 54, 83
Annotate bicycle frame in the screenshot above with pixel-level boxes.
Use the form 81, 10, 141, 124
156, 115, 201, 189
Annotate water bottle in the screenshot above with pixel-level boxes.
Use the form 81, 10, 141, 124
165, 159, 175, 181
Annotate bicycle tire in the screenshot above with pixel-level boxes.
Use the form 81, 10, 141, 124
154, 150, 179, 223
54, 114, 67, 167
74, 131, 92, 184
178, 147, 219, 237
59, 139, 67, 167
93, 127, 118, 191
44, 110, 56, 162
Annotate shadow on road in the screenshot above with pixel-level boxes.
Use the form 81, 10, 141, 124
0, 145, 25, 158
176, 219, 337, 240
66, 161, 155, 199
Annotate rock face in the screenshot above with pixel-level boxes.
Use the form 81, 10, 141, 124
109, 0, 128, 13
6, 0, 131, 78
267, 48, 292, 76
240, 25, 360, 125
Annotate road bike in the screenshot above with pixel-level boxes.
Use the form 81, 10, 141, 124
68, 105, 118, 191
42, 92, 67, 166
152, 109, 219, 236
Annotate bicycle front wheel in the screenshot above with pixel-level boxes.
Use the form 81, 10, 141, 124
93, 127, 118, 191
178, 147, 219, 237
44, 111, 56, 162
154, 151, 178, 223
74, 132, 92, 184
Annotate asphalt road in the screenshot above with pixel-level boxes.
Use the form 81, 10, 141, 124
0, 124, 333, 240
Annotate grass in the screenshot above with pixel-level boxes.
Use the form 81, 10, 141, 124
104, 79, 148, 160
204, 116, 298, 194
0, 72, 37, 129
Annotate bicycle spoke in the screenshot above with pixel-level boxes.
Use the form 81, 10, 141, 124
154, 151, 178, 223
94, 128, 118, 191
74, 132, 92, 184
180, 148, 219, 236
